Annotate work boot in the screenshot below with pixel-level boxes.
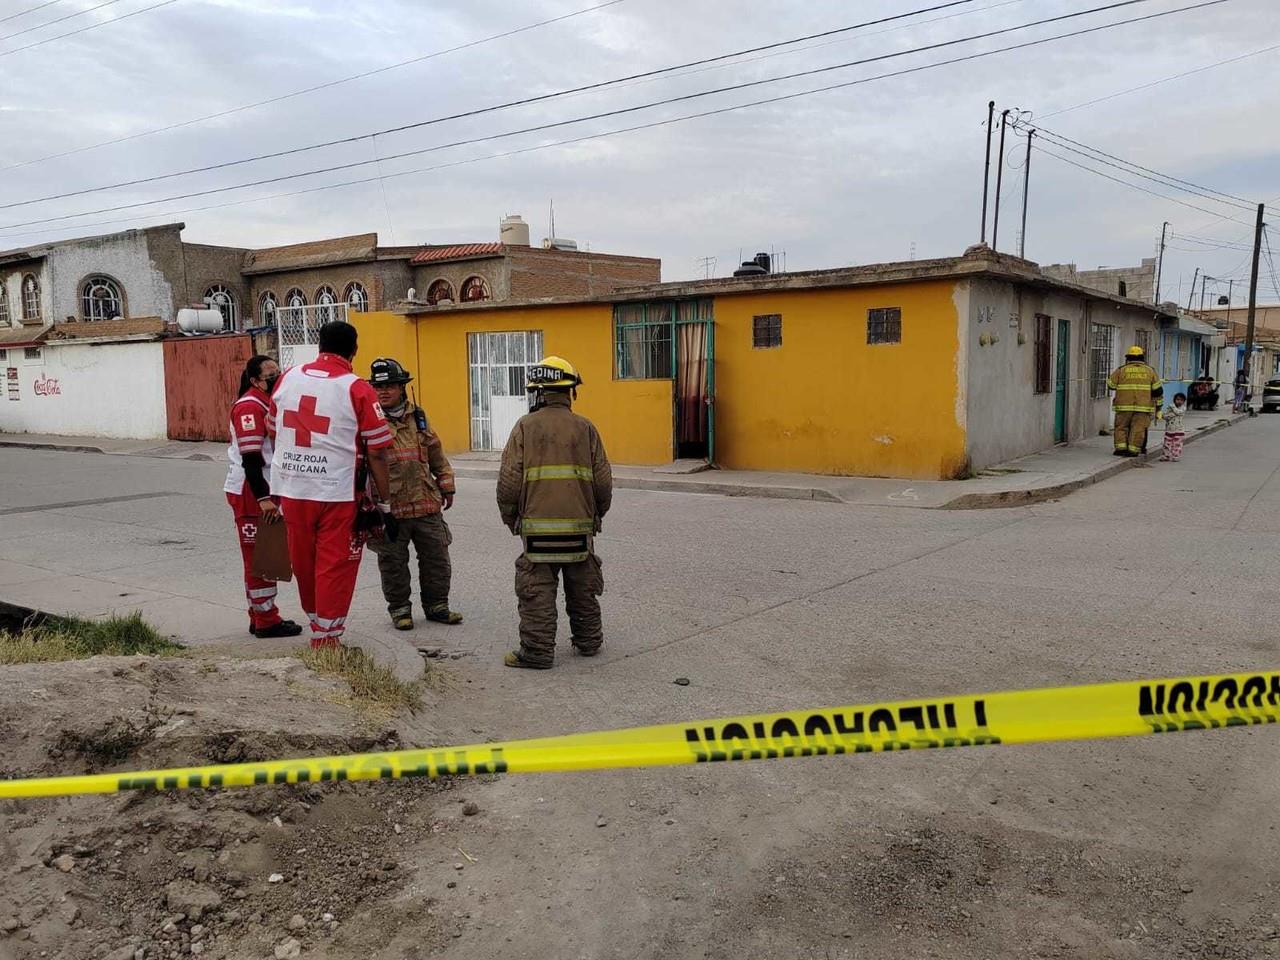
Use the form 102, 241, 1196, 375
572, 641, 601, 657
393, 614, 414, 631
253, 620, 303, 638
425, 603, 463, 625
504, 650, 552, 670
1112, 449, 1125, 456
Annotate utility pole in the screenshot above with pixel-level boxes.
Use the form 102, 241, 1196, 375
1186, 267, 1200, 312
980, 100, 995, 244
1019, 127, 1034, 258
1153, 221, 1168, 304
991, 109, 1010, 252
1200, 273, 1209, 313
1244, 202, 1265, 379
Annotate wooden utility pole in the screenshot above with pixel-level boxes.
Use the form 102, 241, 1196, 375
980, 100, 995, 244
1019, 128, 1034, 258
1186, 266, 1200, 312
991, 109, 1010, 252
1243, 202, 1265, 377
1153, 221, 1168, 304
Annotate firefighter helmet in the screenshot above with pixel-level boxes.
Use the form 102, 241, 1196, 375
527, 356, 582, 390
1126, 345, 1145, 358
369, 357, 413, 385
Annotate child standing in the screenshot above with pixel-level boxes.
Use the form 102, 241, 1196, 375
1160, 392, 1187, 462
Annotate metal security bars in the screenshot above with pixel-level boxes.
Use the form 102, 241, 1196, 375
1034, 314, 1051, 394
1089, 322, 1115, 399
613, 299, 712, 379
752, 313, 782, 349
867, 306, 902, 344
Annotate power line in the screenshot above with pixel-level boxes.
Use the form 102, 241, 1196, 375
1031, 142, 1255, 225
0, 0, 1229, 240
1028, 122, 1255, 208
0, 0, 65, 27
1, 0, 990, 208
0, 0, 122, 43
0, 0, 1180, 213
1039, 41, 1280, 119
0, 0, 628, 173
0, 0, 179, 59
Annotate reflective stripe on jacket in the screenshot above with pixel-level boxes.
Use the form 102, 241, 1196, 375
385, 409, 455, 519
1106, 361, 1163, 413
496, 393, 612, 564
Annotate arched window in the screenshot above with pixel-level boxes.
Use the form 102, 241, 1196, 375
426, 279, 454, 305
204, 283, 237, 331
460, 276, 490, 303
344, 281, 368, 312
284, 287, 307, 308
22, 274, 41, 322
81, 275, 124, 321
259, 291, 278, 327
315, 285, 339, 323
0, 283, 9, 326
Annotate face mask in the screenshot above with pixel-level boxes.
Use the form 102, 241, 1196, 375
263, 374, 280, 393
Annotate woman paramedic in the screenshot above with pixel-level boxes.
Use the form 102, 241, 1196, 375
224, 355, 302, 638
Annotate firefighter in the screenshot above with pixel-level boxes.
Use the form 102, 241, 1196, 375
1107, 344, 1163, 457
267, 321, 395, 648
223, 355, 302, 639
365, 357, 462, 630
496, 356, 612, 669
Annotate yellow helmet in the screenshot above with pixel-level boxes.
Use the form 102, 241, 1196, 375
1126, 345, 1145, 357
527, 355, 582, 390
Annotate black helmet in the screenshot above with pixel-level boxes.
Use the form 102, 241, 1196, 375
369, 357, 412, 386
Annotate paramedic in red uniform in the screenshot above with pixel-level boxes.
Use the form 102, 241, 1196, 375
224, 355, 302, 638
267, 322, 395, 648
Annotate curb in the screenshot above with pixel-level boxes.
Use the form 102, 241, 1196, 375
452, 466, 842, 504
0, 438, 216, 461
941, 414, 1246, 510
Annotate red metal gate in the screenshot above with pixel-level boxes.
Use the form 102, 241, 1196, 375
163, 334, 253, 441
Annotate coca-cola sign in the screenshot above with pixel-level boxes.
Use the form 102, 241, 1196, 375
33, 374, 61, 396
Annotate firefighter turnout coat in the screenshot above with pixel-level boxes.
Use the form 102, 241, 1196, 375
1106, 360, 1163, 414
496, 393, 612, 563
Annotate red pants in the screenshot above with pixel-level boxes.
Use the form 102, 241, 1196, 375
280, 497, 362, 648
226, 492, 283, 632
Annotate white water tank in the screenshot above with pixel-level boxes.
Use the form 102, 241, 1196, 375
541, 237, 578, 252
177, 308, 224, 334
500, 214, 530, 246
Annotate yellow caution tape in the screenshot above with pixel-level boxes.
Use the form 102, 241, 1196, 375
1, 671, 1275, 800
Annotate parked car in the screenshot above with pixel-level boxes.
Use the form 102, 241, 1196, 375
1262, 378, 1280, 413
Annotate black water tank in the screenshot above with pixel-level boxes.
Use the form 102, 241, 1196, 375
753, 252, 771, 274
733, 261, 767, 278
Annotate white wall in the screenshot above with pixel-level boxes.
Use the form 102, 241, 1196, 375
0, 340, 167, 439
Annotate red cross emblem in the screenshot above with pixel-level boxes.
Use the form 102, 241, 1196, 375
283, 395, 331, 448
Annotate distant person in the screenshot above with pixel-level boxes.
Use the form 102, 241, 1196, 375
1159, 393, 1188, 462
1234, 368, 1250, 413
223, 355, 301, 639
267, 321, 395, 649
364, 357, 462, 631
496, 356, 612, 669
1107, 345, 1163, 457
1189, 374, 1218, 411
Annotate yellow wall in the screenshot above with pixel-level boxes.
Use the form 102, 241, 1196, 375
358, 304, 672, 465
711, 281, 966, 479
350, 310, 417, 381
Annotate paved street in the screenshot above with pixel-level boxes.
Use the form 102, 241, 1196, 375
2, 418, 1279, 957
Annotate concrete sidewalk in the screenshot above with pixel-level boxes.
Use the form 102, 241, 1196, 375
0, 408, 1247, 509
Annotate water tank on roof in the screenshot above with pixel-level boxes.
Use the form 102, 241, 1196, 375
542, 237, 579, 252
177, 308, 224, 334
733, 260, 767, 278
500, 215, 531, 247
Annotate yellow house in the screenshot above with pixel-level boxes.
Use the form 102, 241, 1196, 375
350, 246, 1174, 480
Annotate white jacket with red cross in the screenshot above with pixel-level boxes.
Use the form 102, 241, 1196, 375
223, 386, 273, 496
266, 353, 392, 502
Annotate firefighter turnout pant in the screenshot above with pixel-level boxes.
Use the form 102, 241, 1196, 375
514, 554, 604, 666
279, 497, 362, 648
1114, 411, 1152, 455
367, 514, 453, 619
226, 492, 284, 633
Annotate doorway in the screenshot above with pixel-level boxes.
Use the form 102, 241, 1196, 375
1054, 318, 1070, 443
467, 330, 543, 451
674, 302, 715, 462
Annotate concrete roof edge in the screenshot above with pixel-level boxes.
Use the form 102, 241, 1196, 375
0, 222, 187, 264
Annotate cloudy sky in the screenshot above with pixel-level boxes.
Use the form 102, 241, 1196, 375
0, 0, 1276, 302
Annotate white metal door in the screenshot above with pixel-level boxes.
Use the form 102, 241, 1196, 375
468, 330, 543, 451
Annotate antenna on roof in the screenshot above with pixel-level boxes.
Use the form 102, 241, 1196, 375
549, 199, 556, 242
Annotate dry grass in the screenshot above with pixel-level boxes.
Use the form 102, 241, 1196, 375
0, 612, 182, 665
297, 645, 423, 716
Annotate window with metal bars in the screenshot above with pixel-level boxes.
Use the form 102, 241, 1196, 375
1089, 323, 1115, 399
1034, 314, 1052, 394
752, 314, 782, 349
867, 307, 901, 344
